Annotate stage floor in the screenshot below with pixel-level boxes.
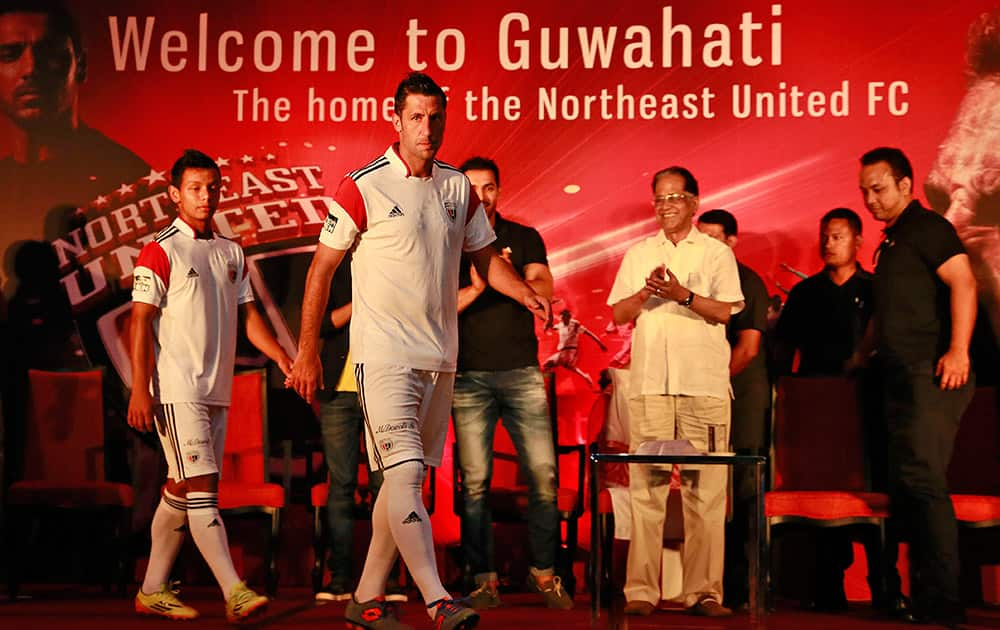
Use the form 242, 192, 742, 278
2, 589, 999, 629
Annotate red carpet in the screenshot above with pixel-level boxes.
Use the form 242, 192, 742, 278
2, 589, 999, 629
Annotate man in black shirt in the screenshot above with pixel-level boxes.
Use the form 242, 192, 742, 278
774, 208, 873, 377
697, 209, 769, 610
773, 207, 875, 610
452, 157, 571, 609
859, 147, 977, 628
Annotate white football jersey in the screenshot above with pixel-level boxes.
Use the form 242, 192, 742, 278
319, 145, 496, 371
132, 217, 253, 404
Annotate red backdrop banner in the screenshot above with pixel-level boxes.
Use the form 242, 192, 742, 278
2, 0, 998, 455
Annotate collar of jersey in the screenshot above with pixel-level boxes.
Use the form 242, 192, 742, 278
387, 144, 433, 179
172, 216, 215, 240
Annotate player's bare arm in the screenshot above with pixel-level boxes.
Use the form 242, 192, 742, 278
128, 302, 160, 433
289, 243, 347, 403
469, 244, 551, 324
241, 302, 293, 377
936, 253, 977, 390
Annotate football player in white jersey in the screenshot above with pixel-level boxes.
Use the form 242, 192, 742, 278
289, 73, 550, 630
128, 149, 292, 623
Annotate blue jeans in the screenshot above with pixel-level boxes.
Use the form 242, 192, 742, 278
319, 390, 383, 583
452, 367, 558, 579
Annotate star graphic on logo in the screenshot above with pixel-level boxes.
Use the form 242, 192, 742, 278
240, 154, 254, 165
216, 156, 230, 168
265, 153, 276, 161
143, 169, 167, 186
116, 182, 135, 197
92, 194, 110, 207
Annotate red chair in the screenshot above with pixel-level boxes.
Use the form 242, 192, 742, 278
217, 369, 285, 595
949, 387, 1000, 524
6, 369, 134, 596
948, 386, 1000, 601
765, 376, 890, 604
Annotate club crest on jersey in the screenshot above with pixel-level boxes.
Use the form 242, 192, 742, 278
227, 262, 238, 284
186, 451, 200, 464
379, 439, 393, 452
443, 200, 456, 222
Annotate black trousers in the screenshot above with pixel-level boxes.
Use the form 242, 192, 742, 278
882, 359, 973, 612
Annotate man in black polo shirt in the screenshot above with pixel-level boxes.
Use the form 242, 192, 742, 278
859, 147, 977, 628
774, 208, 873, 378
773, 207, 875, 610
696, 209, 770, 611
452, 157, 571, 610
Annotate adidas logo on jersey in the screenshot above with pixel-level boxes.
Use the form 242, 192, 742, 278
187, 267, 199, 278
208, 518, 221, 528
388, 206, 404, 218
401, 511, 422, 524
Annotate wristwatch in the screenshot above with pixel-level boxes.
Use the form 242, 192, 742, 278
679, 290, 695, 307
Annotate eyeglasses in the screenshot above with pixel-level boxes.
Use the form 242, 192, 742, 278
652, 192, 694, 207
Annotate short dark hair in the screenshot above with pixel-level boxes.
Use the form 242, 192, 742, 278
652, 166, 699, 196
170, 149, 220, 188
698, 208, 738, 237
459, 157, 500, 188
820, 207, 863, 236
860, 147, 913, 183
394, 72, 447, 114
0, 0, 86, 81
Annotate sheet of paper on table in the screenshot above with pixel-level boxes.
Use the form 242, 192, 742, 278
635, 439, 700, 456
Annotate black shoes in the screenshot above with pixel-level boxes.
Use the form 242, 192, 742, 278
886, 594, 966, 629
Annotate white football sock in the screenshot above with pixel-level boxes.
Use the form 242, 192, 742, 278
384, 461, 449, 617
186, 491, 240, 598
141, 490, 187, 594
354, 479, 400, 602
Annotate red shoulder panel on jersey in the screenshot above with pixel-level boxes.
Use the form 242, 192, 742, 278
466, 189, 482, 226
334, 176, 368, 232
136, 241, 171, 287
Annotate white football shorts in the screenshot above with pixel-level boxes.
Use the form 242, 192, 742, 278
355, 363, 454, 470
154, 402, 227, 481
